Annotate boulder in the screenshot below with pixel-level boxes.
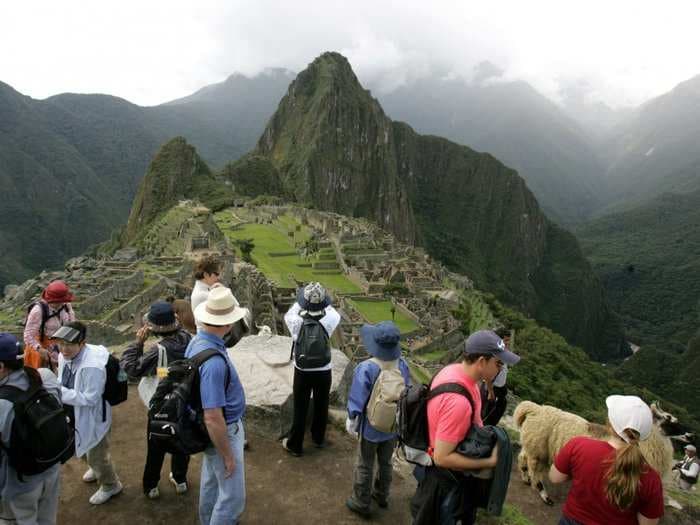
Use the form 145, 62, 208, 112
228, 333, 352, 439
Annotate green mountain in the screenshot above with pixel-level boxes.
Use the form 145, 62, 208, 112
577, 189, 700, 347
0, 72, 290, 289
123, 137, 234, 243
378, 74, 606, 224
226, 52, 626, 361
601, 74, 700, 209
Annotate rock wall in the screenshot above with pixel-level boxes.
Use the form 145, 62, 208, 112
76, 270, 145, 319
230, 263, 278, 331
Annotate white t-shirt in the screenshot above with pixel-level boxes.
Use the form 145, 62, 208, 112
191, 280, 211, 332
284, 302, 341, 372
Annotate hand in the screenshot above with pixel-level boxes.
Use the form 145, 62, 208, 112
136, 325, 150, 344
487, 443, 499, 468
38, 347, 49, 361
345, 416, 360, 439
224, 454, 236, 478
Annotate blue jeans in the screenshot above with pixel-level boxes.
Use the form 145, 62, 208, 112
199, 420, 246, 525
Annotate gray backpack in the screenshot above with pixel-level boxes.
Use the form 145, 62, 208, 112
366, 358, 405, 433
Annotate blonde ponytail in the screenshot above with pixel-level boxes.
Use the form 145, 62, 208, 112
605, 428, 646, 509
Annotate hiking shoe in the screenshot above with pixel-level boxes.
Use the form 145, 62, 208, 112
146, 487, 160, 500
281, 437, 302, 457
372, 493, 388, 508
89, 481, 123, 505
346, 497, 371, 519
169, 472, 188, 494
82, 468, 97, 483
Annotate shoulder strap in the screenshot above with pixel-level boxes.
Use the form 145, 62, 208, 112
426, 382, 475, 423
192, 349, 231, 390
156, 343, 168, 368
0, 385, 27, 404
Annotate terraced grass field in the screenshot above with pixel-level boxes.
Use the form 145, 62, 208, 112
215, 211, 360, 293
349, 298, 419, 333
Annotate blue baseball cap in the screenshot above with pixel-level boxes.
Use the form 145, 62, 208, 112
464, 330, 520, 365
0, 333, 23, 361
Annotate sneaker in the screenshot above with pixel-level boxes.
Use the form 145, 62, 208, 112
169, 472, 188, 495
346, 497, 371, 519
89, 481, 123, 505
372, 492, 388, 508
82, 468, 97, 483
281, 437, 302, 457
146, 487, 160, 500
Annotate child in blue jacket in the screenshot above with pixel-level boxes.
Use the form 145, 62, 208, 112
345, 321, 411, 518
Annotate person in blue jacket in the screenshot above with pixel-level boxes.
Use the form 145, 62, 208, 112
345, 321, 411, 518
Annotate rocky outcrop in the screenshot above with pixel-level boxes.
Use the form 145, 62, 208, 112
228, 334, 351, 438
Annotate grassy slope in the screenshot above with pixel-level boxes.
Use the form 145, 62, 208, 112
214, 211, 360, 293
348, 298, 419, 333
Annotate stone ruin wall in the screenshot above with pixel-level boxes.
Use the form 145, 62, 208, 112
75, 270, 145, 319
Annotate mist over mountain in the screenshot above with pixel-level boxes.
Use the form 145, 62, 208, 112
376, 70, 607, 224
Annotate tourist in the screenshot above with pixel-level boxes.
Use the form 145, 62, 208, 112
673, 444, 698, 491
482, 326, 513, 426
191, 256, 221, 326
53, 321, 123, 505
345, 321, 411, 518
0, 333, 63, 524
23, 280, 76, 370
411, 330, 519, 525
120, 301, 193, 499
170, 297, 197, 334
188, 286, 248, 524
549, 395, 664, 525
281, 282, 341, 456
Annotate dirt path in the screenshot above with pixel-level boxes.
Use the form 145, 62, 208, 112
55, 387, 691, 524
57, 386, 414, 524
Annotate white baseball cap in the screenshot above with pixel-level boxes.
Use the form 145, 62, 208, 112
685, 444, 697, 453
606, 395, 653, 442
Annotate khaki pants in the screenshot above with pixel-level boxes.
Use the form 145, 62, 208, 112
86, 433, 119, 490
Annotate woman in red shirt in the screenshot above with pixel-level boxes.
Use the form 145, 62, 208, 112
549, 395, 664, 525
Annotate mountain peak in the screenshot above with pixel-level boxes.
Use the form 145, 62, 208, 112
123, 137, 226, 243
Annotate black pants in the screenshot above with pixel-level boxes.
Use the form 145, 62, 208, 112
286, 367, 332, 454
411, 467, 478, 525
143, 435, 190, 493
483, 385, 508, 426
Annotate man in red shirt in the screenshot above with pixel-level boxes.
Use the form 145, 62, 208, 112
411, 330, 520, 525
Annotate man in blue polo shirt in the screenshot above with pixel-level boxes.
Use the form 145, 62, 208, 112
188, 286, 249, 525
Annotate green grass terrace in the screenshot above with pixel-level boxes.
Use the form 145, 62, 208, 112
348, 298, 419, 334
214, 210, 360, 293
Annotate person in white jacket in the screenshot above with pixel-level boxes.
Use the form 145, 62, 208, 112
190, 257, 221, 332
52, 322, 122, 505
281, 282, 341, 456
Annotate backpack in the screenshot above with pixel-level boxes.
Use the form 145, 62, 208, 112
366, 358, 405, 433
292, 314, 331, 369
23, 302, 67, 340
396, 380, 474, 466
0, 368, 75, 479
147, 349, 231, 455
102, 353, 128, 407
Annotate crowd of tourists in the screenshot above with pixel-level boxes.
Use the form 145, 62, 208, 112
0, 254, 692, 525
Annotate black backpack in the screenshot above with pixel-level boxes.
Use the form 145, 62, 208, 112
23, 302, 67, 340
147, 349, 230, 455
102, 353, 128, 407
0, 368, 75, 479
292, 314, 330, 369
396, 380, 473, 466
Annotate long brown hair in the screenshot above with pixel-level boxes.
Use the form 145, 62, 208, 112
171, 299, 196, 334
605, 426, 647, 510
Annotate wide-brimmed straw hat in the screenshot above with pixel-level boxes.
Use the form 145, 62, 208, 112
194, 286, 248, 326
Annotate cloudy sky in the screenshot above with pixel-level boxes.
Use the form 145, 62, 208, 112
2, 0, 699, 108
